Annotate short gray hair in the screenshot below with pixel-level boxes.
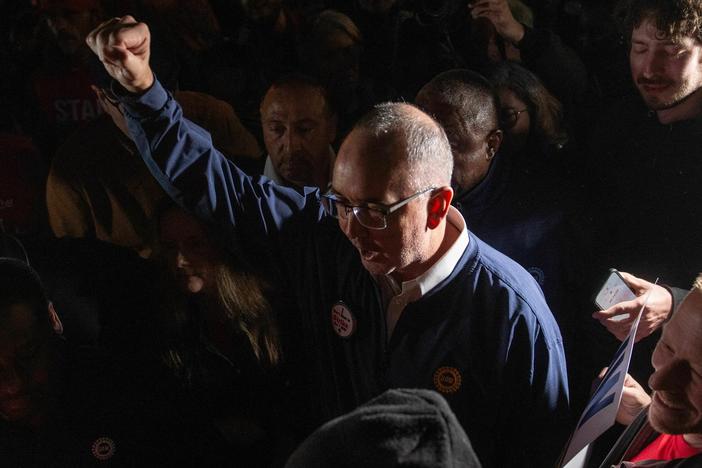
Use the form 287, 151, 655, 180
353, 102, 453, 191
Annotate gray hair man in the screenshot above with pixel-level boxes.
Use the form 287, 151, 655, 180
85, 16, 570, 467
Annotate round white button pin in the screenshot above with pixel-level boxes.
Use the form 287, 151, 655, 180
331, 302, 356, 338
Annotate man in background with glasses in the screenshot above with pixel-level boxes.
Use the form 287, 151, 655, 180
87, 16, 569, 467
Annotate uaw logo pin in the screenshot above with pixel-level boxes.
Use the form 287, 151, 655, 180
91, 436, 116, 461
433, 366, 462, 394
331, 301, 356, 338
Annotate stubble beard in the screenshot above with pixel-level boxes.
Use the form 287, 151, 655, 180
639, 78, 700, 111
648, 392, 698, 435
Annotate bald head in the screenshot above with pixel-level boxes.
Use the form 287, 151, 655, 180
345, 102, 453, 192
416, 69, 499, 140
415, 70, 502, 193
331, 103, 456, 282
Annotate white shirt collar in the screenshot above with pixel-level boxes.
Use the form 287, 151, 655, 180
380, 206, 469, 300
263, 147, 336, 188
263, 156, 286, 185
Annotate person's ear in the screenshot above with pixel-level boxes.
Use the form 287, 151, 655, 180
486, 129, 503, 160
426, 187, 453, 230
48, 302, 63, 335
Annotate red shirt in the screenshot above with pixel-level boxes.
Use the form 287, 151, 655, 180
631, 433, 702, 462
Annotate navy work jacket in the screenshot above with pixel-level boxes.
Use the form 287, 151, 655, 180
120, 79, 570, 467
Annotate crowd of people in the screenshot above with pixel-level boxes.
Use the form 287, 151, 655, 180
1, 0, 702, 466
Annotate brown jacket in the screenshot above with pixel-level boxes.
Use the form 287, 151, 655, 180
46, 90, 261, 256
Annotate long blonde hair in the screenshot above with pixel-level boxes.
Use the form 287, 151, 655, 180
154, 204, 281, 381
212, 251, 280, 367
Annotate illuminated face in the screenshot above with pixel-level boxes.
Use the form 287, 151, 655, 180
630, 18, 702, 111
0, 303, 51, 427
332, 130, 433, 280
648, 288, 702, 435
415, 92, 491, 193
159, 208, 219, 295
261, 84, 336, 189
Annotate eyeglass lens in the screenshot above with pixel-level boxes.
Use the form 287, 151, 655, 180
500, 108, 527, 129
321, 197, 386, 229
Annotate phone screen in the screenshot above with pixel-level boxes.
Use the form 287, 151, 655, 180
594, 269, 637, 312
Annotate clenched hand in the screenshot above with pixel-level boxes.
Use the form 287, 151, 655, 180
86, 16, 154, 93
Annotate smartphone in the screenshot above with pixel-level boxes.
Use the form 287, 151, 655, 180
594, 269, 637, 320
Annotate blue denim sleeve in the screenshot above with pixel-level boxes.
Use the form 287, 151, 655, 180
118, 78, 323, 240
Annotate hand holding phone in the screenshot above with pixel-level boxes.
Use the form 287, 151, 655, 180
594, 269, 637, 316
592, 270, 673, 342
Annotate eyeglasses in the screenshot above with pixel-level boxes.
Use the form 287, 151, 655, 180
321, 186, 437, 230
500, 107, 529, 129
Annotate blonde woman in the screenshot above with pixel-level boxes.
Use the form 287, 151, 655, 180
154, 204, 291, 466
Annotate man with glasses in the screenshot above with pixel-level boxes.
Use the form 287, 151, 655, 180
86, 16, 569, 467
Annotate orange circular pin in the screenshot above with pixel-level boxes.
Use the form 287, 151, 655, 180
433, 366, 462, 394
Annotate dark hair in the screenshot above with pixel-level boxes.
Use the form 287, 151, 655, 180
309, 9, 362, 45
352, 102, 453, 191
297, 10, 363, 75
265, 72, 336, 116
152, 204, 281, 381
417, 68, 500, 139
486, 61, 567, 149
617, 0, 702, 44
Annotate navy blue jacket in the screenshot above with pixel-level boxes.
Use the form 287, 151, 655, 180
454, 153, 574, 318
453, 153, 586, 372
120, 79, 570, 467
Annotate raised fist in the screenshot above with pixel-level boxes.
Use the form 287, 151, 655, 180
86, 16, 154, 93
469, 0, 525, 44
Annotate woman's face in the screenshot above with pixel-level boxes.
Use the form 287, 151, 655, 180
159, 208, 219, 295
498, 87, 531, 154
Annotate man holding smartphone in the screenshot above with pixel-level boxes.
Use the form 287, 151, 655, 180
593, 271, 689, 343
584, 0, 702, 415
597, 277, 702, 466
589, 0, 702, 298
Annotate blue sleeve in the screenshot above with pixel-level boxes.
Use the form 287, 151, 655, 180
504, 305, 571, 467
118, 78, 323, 241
